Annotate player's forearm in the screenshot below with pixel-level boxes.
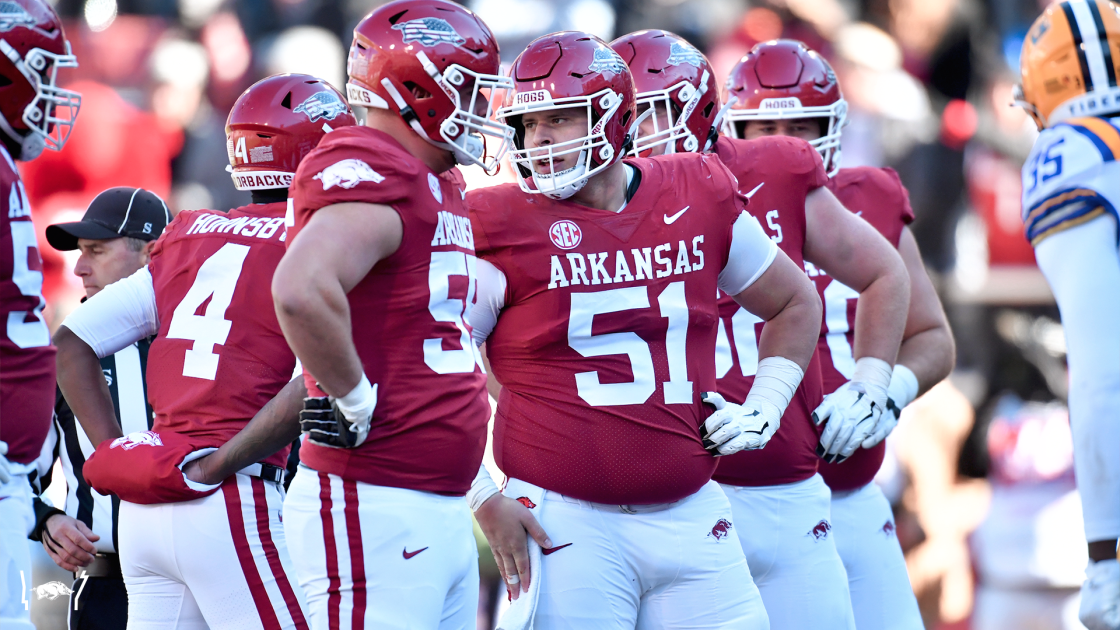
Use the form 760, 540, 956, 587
273, 264, 364, 398
851, 270, 909, 364
896, 325, 954, 396
754, 284, 822, 371
54, 326, 123, 446
195, 377, 306, 482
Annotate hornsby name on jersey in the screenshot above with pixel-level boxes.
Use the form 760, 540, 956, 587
185, 212, 287, 241
431, 210, 475, 250
548, 236, 705, 289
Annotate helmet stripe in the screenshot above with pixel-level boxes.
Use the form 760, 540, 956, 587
1061, 1, 1095, 91
1087, 0, 1118, 87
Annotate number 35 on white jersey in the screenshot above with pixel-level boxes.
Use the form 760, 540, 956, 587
1021, 115, 1120, 246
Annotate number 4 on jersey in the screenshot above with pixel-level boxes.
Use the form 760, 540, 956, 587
166, 243, 250, 380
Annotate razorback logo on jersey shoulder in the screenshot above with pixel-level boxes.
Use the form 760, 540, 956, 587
314, 159, 385, 190
547, 236, 706, 289
110, 430, 163, 451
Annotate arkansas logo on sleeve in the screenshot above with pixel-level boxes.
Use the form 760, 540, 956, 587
314, 159, 385, 190
85, 431, 223, 505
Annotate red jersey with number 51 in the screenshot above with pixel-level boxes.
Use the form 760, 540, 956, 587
145, 202, 294, 467
816, 166, 914, 492
468, 153, 749, 505
288, 126, 489, 496
710, 135, 828, 487
0, 145, 55, 464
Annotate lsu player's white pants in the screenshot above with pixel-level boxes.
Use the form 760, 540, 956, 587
0, 469, 35, 630
1035, 212, 1120, 543
522, 478, 769, 630
119, 474, 308, 630
721, 474, 856, 630
831, 482, 923, 630
282, 466, 479, 630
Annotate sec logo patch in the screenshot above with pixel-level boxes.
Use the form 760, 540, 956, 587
549, 220, 582, 249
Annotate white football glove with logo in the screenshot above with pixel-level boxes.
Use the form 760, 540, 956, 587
0, 441, 11, 485
814, 357, 893, 464
701, 392, 779, 455
860, 364, 919, 449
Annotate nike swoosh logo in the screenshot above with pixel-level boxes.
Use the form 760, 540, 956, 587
402, 547, 428, 559
744, 182, 765, 198
541, 543, 573, 556
664, 206, 689, 224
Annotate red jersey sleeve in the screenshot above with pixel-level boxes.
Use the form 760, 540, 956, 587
289, 127, 422, 244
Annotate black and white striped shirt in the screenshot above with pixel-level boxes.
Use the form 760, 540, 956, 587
29, 339, 153, 554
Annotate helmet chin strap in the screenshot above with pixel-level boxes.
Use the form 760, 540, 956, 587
532, 150, 588, 200
0, 115, 43, 161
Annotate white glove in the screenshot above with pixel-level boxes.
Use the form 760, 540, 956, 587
0, 441, 11, 485
701, 392, 780, 456
861, 364, 919, 449
814, 381, 882, 464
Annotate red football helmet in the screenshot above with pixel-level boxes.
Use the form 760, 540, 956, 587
611, 30, 722, 156
0, 0, 80, 160
345, 0, 513, 174
498, 31, 637, 199
724, 40, 847, 175
226, 74, 357, 191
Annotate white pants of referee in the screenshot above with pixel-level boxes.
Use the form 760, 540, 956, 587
283, 466, 479, 630
1035, 213, 1120, 544
721, 474, 856, 630
0, 469, 34, 630
831, 482, 923, 630
526, 479, 768, 630
120, 474, 308, 629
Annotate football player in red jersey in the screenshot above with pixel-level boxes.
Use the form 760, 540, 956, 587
0, 1, 80, 626
465, 31, 822, 629
723, 40, 955, 630
270, 1, 514, 627
53, 74, 355, 630
612, 31, 914, 630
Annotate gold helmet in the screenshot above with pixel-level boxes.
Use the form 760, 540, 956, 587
1015, 0, 1120, 129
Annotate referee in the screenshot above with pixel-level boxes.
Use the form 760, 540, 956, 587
28, 188, 170, 630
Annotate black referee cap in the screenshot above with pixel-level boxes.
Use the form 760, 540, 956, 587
46, 187, 171, 252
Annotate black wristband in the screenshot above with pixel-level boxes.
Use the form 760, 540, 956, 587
29, 500, 65, 543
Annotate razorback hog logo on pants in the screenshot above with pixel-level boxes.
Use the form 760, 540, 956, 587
314, 159, 385, 190
515, 497, 536, 509
110, 430, 163, 451
808, 519, 832, 540
708, 518, 733, 540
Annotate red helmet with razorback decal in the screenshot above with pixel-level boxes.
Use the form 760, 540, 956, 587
226, 73, 357, 191
345, 0, 513, 174
0, 0, 80, 161
724, 39, 847, 175
498, 31, 637, 199
611, 30, 722, 156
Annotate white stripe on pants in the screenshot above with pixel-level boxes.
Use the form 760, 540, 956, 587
120, 474, 308, 630
1035, 212, 1120, 542
831, 482, 923, 630
0, 471, 34, 630
282, 465, 479, 630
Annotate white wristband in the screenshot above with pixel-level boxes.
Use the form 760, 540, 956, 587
467, 464, 500, 512
335, 374, 376, 422
853, 356, 893, 408
745, 356, 804, 418
887, 364, 919, 410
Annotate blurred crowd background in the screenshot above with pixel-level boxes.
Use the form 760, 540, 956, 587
23, 0, 1086, 628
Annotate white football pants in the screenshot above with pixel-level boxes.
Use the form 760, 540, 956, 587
721, 474, 856, 630
831, 481, 923, 630
283, 466, 479, 630
1035, 212, 1120, 543
525, 478, 768, 630
120, 474, 308, 630
0, 470, 34, 630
